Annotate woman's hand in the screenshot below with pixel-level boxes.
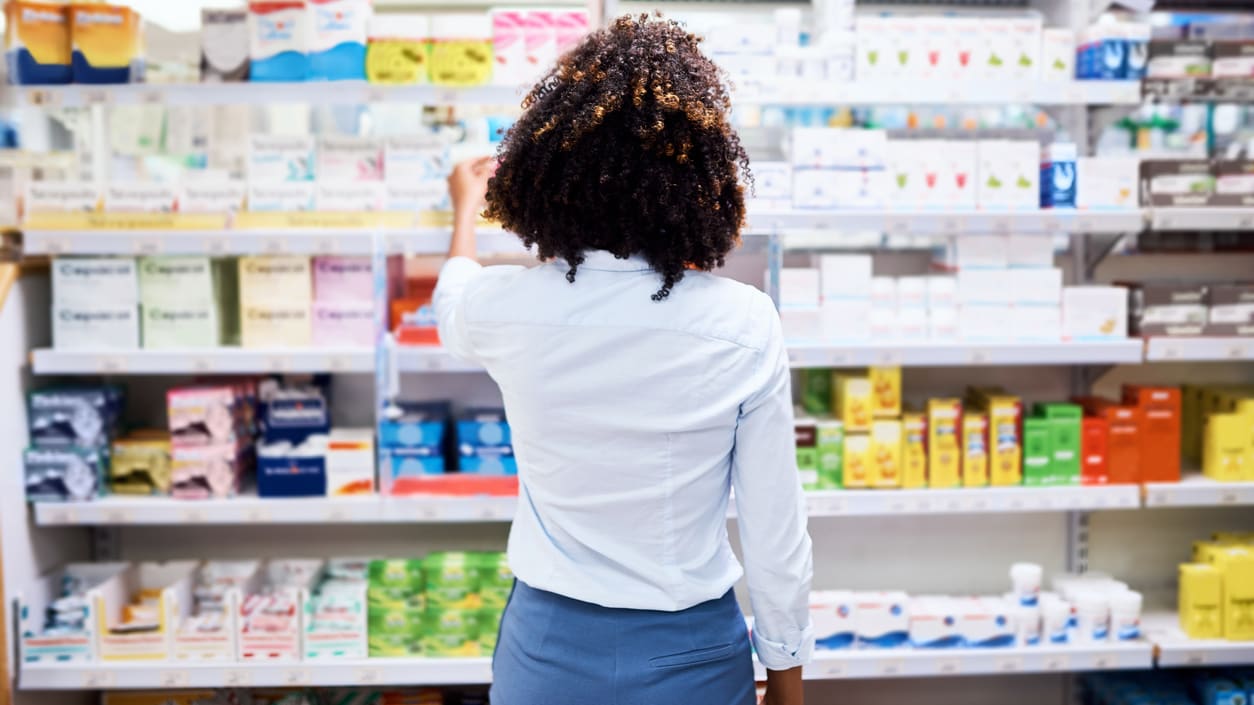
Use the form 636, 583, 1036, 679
761, 667, 804, 705
449, 156, 495, 223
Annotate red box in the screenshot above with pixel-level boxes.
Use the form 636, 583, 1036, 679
1075, 397, 1140, 485
1081, 417, 1109, 486
1122, 385, 1182, 483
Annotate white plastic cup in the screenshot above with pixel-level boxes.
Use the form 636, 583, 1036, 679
1109, 590, 1143, 641
1010, 563, 1043, 607
1014, 604, 1041, 646
1073, 591, 1110, 642
1042, 598, 1070, 644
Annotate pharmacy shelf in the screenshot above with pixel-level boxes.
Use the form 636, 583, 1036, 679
17, 641, 1152, 689
1148, 207, 1254, 232
32, 495, 518, 526
1143, 475, 1254, 509
30, 348, 375, 375
792, 641, 1152, 681
735, 80, 1143, 106
747, 209, 1145, 235
787, 340, 1145, 368
32, 485, 1141, 527
1143, 612, 1254, 668
23, 228, 525, 257
1144, 338, 1254, 363
18, 657, 495, 690
799, 485, 1141, 517
4, 82, 528, 109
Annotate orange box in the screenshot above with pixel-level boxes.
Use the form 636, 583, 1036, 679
1081, 417, 1109, 485
1123, 385, 1181, 483
962, 413, 989, 487
927, 398, 962, 488
1076, 397, 1140, 485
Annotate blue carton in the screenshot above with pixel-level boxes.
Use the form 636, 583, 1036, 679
28, 387, 123, 449
1040, 143, 1078, 209
24, 446, 103, 501
383, 448, 446, 479
262, 390, 330, 444
457, 408, 515, 475
380, 401, 450, 450
257, 450, 326, 497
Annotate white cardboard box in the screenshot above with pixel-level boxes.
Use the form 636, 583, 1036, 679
777, 268, 822, 308
1077, 157, 1140, 210
820, 255, 873, 302
821, 300, 872, 340
54, 304, 140, 350
1063, 286, 1128, 340
53, 258, 138, 305
1040, 28, 1075, 81
1006, 235, 1056, 269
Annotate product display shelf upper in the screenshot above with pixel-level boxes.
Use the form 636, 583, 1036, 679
1148, 208, 1254, 232
1, 80, 1142, 110
1145, 338, 1254, 363
30, 347, 377, 375
1142, 613, 1254, 669
29, 483, 1142, 527
1143, 475, 1254, 509
17, 640, 1155, 690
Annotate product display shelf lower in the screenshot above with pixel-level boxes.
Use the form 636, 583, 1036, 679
23, 227, 523, 257
30, 348, 376, 375
1144, 338, 1254, 363
17, 641, 1154, 689
746, 209, 1145, 235
781, 641, 1153, 681
1142, 612, 1254, 668
797, 485, 1141, 517
1148, 207, 1254, 232
1143, 475, 1254, 508
4, 82, 531, 109
732, 80, 1143, 107
786, 340, 1145, 368
32, 494, 519, 526
17, 657, 495, 690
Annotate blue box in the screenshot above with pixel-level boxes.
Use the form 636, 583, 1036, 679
380, 401, 449, 450
460, 454, 518, 476
262, 390, 330, 444
1040, 143, 1077, 209
257, 451, 326, 497
28, 387, 123, 449
456, 408, 512, 450
383, 448, 446, 478
24, 446, 103, 501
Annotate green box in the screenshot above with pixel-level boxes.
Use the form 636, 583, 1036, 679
1022, 417, 1053, 486
816, 420, 844, 489
423, 552, 477, 609
800, 369, 833, 416
368, 559, 423, 591
795, 419, 819, 491
471, 553, 514, 611
419, 608, 481, 658
1036, 403, 1082, 485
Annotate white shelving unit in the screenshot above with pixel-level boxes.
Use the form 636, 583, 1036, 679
30, 484, 1142, 526
748, 209, 1144, 235
1143, 613, 1254, 668
31, 348, 376, 375
735, 80, 1142, 107
792, 641, 1153, 681
1143, 475, 1254, 508
1145, 338, 1254, 363
1149, 208, 1254, 232
786, 340, 1145, 368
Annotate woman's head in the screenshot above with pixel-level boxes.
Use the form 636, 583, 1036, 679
485, 14, 749, 300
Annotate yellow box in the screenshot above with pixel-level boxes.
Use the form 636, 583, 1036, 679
869, 420, 902, 489
1179, 563, 1223, 640
973, 394, 1022, 487
962, 413, 989, 488
239, 256, 312, 304
842, 433, 871, 489
869, 366, 901, 418
240, 303, 312, 348
927, 398, 962, 489
1203, 413, 1251, 482
833, 375, 873, 433
901, 412, 928, 489
1213, 549, 1254, 640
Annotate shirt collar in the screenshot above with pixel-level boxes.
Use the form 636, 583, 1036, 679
578, 250, 653, 272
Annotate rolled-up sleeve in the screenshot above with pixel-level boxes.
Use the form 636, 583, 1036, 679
732, 303, 815, 671
434, 256, 484, 362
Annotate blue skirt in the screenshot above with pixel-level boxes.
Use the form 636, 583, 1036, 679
491, 580, 756, 705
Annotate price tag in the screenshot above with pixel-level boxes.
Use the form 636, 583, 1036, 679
1077, 217, 1095, 232
245, 508, 271, 523
818, 661, 848, 678
889, 217, 910, 234
266, 356, 290, 373
971, 497, 989, 511
1147, 492, 1166, 507
314, 237, 338, 255
479, 507, 499, 520
827, 353, 851, 366
877, 659, 905, 676
876, 352, 901, 366
159, 670, 190, 687
329, 356, 352, 372
224, 669, 253, 687
387, 237, 406, 255
1157, 215, 1174, 230
1044, 216, 1062, 232
1161, 345, 1180, 360
1009, 498, 1026, 511
83, 670, 116, 688
1227, 345, 1248, 359
990, 217, 1011, 234
192, 357, 212, 373
936, 658, 962, 675
366, 87, 390, 104
103, 508, 131, 524
262, 237, 287, 255
205, 237, 229, 255
941, 218, 961, 234
98, 356, 126, 374
283, 668, 312, 686
141, 90, 165, 105
914, 498, 932, 513
1043, 654, 1070, 671
43, 238, 68, 255
183, 508, 206, 523
888, 498, 911, 513
1238, 216, 1254, 230
945, 498, 962, 512
326, 508, 350, 522
82, 89, 112, 105
27, 88, 61, 107
1219, 490, 1239, 505
969, 350, 989, 364
356, 667, 381, 684
995, 656, 1024, 673
1183, 652, 1206, 667
419, 505, 441, 520
436, 89, 461, 104
132, 237, 161, 256
1012, 87, 1031, 103
47, 506, 77, 524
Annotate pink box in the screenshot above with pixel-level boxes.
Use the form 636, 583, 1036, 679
554, 10, 589, 54
312, 256, 373, 302
312, 300, 374, 347
171, 442, 243, 499
522, 11, 556, 77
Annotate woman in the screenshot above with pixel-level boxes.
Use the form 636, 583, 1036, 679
435, 15, 813, 705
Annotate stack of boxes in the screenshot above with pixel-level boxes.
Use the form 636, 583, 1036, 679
946, 234, 1063, 342
1183, 385, 1254, 482
239, 256, 312, 348
1076, 385, 1182, 485
1077, 21, 1152, 80
379, 401, 451, 495
456, 409, 517, 476
791, 128, 888, 210
23, 387, 122, 501
139, 257, 239, 349
167, 383, 256, 499
1180, 533, 1254, 641
51, 258, 140, 350
1128, 281, 1254, 339
312, 256, 374, 348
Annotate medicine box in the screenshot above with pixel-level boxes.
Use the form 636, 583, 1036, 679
819, 255, 872, 302
901, 412, 928, 489
318, 136, 383, 182
1078, 398, 1141, 485
1037, 403, 1081, 485
248, 0, 310, 82
18, 562, 133, 664
316, 182, 385, 211
778, 268, 821, 309
53, 258, 137, 305
6, 0, 73, 86
201, 9, 250, 81
962, 413, 989, 487
1214, 41, 1254, 79
312, 300, 374, 348
326, 428, 375, 496
1123, 385, 1182, 483
816, 420, 843, 489
1063, 286, 1128, 340
959, 597, 1015, 648
854, 591, 910, 648
1206, 284, 1254, 337
833, 375, 872, 433
110, 432, 172, 496
53, 304, 140, 350
457, 408, 516, 475
909, 596, 961, 648
24, 446, 103, 501
69, 3, 141, 84
795, 420, 819, 490
249, 134, 315, 183
1140, 160, 1215, 208
821, 301, 872, 341
241, 304, 312, 348
811, 590, 856, 650
171, 442, 244, 499
983, 395, 1023, 487
869, 366, 901, 418
307, 0, 370, 81
1147, 40, 1211, 80
28, 386, 122, 450
842, 433, 870, 488
977, 140, 1039, 210
263, 390, 330, 444
927, 398, 961, 488
138, 257, 225, 307
24, 182, 100, 213
1213, 161, 1254, 208
1081, 417, 1109, 486
1077, 158, 1139, 210
869, 420, 902, 489
1179, 563, 1222, 639
1128, 282, 1208, 337
104, 183, 178, 213
1203, 413, 1249, 482
142, 304, 224, 349
247, 182, 316, 211
257, 440, 327, 497
178, 181, 248, 213
239, 256, 311, 303
94, 561, 199, 661
313, 256, 373, 302
1022, 417, 1053, 486
1040, 28, 1075, 81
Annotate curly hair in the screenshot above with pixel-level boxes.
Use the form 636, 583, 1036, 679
485, 14, 750, 301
